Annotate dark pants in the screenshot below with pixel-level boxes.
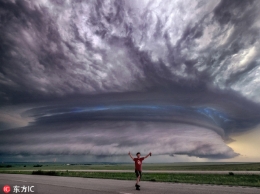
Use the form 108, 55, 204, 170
135, 170, 142, 180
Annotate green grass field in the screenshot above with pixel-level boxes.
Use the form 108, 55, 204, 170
1, 170, 260, 187
1, 162, 260, 171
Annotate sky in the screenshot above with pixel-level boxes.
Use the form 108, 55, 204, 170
0, 0, 260, 163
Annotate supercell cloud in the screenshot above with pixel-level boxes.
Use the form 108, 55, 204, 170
0, 0, 260, 161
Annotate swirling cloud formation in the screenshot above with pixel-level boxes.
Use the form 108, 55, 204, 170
0, 0, 260, 161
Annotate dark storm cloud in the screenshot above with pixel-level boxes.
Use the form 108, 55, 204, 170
20, 89, 260, 137
1, 88, 260, 159
0, 121, 238, 159
0, 0, 259, 103
0, 0, 260, 160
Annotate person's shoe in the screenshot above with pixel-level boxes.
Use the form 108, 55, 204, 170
136, 186, 140, 190
135, 184, 140, 187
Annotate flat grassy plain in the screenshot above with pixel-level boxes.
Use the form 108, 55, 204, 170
1, 163, 260, 187
1, 170, 260, 187
1, 162, 260, 171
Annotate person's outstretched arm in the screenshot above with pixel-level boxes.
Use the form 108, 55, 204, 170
128, 151, 134, 160
144, 152, 152, 159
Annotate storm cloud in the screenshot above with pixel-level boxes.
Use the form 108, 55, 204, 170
0, 0, 260, 161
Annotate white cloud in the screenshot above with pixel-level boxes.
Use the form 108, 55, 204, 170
0, 121, 238, 159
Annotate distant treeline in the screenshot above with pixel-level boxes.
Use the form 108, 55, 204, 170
32, 170, 58, 176
0, 165, 12, 168
33, 164, 43, 167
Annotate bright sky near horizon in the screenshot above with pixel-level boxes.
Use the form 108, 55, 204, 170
227, 125, 260, 162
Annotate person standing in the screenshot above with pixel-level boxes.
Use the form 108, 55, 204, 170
128, 151, 152, 190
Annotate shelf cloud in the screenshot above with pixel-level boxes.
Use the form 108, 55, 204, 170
0, 0, 260, 161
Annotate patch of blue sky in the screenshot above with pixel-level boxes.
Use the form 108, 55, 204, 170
43, 105, 234, 126
71, 106, 111, 113
195, 107, 232, 125
70, 104, 185, 113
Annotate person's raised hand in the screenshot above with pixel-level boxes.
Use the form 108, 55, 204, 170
150, 152, 152, 156
128, 151, 130, 155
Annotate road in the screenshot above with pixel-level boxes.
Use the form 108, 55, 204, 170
0, 174, 259, 194
3, 170, 260, 174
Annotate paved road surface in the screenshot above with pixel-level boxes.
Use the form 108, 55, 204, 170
0, 174, 259, 194
3, 170, 260, 174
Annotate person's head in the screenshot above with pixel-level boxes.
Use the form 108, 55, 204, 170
136, 152, 140, 158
